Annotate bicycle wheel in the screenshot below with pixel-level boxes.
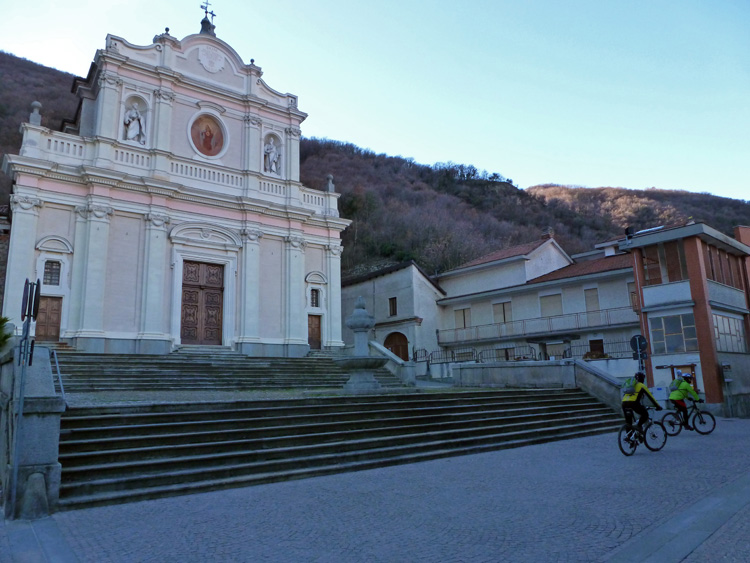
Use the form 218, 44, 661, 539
618, 425, 638, 456
662, 412, 683, 436
691, 410, 716, 435
644, 421, 667, 451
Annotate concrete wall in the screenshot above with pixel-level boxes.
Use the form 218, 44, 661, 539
719, 352, 750, 418
454, 360, 576, 389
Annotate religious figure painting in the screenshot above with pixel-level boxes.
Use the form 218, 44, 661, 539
190, 115, 224, 157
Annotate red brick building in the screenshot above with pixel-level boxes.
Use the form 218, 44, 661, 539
620, 222, 750, 416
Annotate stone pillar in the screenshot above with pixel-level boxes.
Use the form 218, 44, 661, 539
285, 127, 301, 182
138, 212, 170, 353
2, 195, 42, 326
237, 229, 263, 355
326, 243, 345, 348
244, 116, 262, 179
93, 72, 122, 166
0, 345, 65, 519
73, 204, 113, 352
284, 235, 307, 356
152, 89, 175, 179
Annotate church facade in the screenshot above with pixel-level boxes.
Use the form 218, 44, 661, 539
1, 19, 350, 356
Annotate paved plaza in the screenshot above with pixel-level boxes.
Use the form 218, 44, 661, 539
2, 417, 749, 562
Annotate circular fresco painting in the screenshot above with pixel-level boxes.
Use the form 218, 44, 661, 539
190, 114, 224, 157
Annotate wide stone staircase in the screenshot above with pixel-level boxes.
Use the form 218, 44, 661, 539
57, 388, 622, 510
53, 348, 403, 392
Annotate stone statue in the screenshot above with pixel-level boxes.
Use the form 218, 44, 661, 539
264, 139, 280, 174
123, 104, 146, 144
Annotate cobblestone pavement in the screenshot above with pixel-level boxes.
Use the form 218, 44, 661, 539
2, 418, 749, 562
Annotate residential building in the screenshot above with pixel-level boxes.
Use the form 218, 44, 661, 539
619, 222, 750, 414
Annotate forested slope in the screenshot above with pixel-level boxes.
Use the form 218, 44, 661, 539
2, 51, 749, 276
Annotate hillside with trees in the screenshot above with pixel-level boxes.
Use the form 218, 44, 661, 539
2, 51, 750, 276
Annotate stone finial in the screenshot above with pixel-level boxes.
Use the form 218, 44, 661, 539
325, 174, 336, 193
29, 101, 42, 126
346, 296, 375, 332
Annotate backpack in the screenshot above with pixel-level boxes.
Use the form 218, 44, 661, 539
669, 378, 683, 392
622, 377, 636, 395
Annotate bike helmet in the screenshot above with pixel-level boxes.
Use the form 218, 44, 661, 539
634, 371, 646, 383
682, 373, 693, 380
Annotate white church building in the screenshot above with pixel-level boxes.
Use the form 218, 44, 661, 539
2, 15, 350, 356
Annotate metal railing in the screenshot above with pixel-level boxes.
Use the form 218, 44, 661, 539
478, 346, 537, 362
49, 349, 66, 406
438, 306, 639, 345
566, 340, 635, 360
428, 348, 478, 365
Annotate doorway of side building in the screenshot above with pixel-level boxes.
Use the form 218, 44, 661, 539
384, 332, 409, 361
180, 261, 224, 345
308, 315, 322, 349
36, 296, 62, 341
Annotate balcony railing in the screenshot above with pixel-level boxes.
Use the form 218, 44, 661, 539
438, 306, 639, 346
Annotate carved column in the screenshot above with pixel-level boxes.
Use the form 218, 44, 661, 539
152, 89, 175, 179
285, 126, 301, 182
94, 72, 122, 166
237, 229, 263, 354
139, 212, 170, 350
244, 115, 262, 178
285, 235, 307, 353
326, 243, 345, 348
73, 204, 113, 350
2, 195, 42, 324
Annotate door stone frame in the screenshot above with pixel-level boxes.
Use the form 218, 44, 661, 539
169, 223, 241, 348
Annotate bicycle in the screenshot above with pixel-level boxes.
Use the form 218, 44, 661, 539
662, 398, 716, 436
618, 407, 667, 456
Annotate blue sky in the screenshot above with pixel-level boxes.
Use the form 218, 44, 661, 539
3, 0, 748, 200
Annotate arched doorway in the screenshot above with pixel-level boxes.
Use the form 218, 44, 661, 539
384, 332, 409, 361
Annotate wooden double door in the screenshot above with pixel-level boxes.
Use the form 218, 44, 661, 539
36, 296, 62, 341
181, 261, 224, 345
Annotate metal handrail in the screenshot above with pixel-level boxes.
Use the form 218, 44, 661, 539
49, 348, 66, 406
438, 306, 638, 345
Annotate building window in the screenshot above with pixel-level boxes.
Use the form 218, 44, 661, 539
713, 313, 748, 353
43, 261, 61, 286
649, 313, 698, 354
540, 294, 563, 317
589, 339, 605, 355
388, 297, 397, 317
310, 289, 320, 308
493, 301, 512, 323
455, 308, 471, 329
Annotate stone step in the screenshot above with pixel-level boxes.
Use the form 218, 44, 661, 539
57, 420, 618, 509
57, 389, 621, 509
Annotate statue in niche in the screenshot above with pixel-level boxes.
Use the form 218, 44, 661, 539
123, 103, 146, 144
264, 138, 281, 174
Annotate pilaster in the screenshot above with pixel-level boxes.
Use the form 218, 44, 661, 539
138, 212, 171, 351
285, 126, 301, 182
237, 228, 263, 353
326, 243, 345, 347
285, 235, 307, 352
2, 195, 42, 325
74, 203, 113, 349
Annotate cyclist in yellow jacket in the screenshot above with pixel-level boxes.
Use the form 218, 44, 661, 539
669, 371, 703, 430
622, 372, 662, 436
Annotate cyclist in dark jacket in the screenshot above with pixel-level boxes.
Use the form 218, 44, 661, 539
622, 372, 662, 435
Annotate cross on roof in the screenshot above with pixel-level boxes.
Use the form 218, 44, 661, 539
200, 2, 217, 22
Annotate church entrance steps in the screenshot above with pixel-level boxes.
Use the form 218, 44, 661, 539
54, 352, 404, 391
57, 389, 621, 510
